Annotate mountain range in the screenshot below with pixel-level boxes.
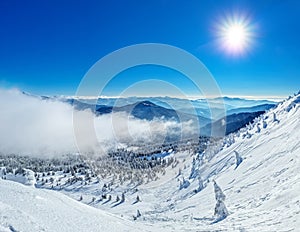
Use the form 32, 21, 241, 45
65, 97, 275, 136
1, 92, 299, 231
60, 95, 277, 117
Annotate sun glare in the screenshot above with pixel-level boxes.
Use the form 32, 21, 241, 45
225, 24, 246, 48
217, 13, 253, 55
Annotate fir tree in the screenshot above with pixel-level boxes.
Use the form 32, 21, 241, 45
234, 151, 243, 169
213, 180, 228, 221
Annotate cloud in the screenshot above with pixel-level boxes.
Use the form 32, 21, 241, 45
0, 88, 198, 158
0, 89, 77, 157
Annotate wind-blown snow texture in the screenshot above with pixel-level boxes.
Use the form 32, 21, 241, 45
0, 179, 154, 232
0, 93, 299, 231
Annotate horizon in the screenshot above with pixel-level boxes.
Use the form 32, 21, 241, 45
21, 89, 287, 102
59, 94, 286, 102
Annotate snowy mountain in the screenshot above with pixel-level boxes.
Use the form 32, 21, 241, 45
0, 92, 299, 231
97, 100, 211, 125
209, 96, 277, 108
66, 98, 272, 133
225, 103, 275, 115
63, 95, 277, 119
201, 110, 267, 136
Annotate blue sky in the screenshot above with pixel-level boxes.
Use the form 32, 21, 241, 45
0, 0, 299, 98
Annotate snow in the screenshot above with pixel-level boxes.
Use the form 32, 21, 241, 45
0, 93, 300, 231
0, 179, 155, 232
0, 168, 36, 186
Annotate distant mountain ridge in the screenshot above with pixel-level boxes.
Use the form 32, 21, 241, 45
61, 96, 277, 119
100, 100, 212, 126
22, 92, 276, 137
66, 98, 273, 137
225, 103, 275, 116
200, 111, 266, 137
64, 96, 276, 116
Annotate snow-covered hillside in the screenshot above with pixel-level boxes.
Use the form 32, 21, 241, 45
0, 93, 299, 231
0, 178, 157, 232
153, 93, 300, 231
103, 92, 299, 231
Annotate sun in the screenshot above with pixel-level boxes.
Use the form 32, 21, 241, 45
217, 14, 254, 55
224, 24, 247, 49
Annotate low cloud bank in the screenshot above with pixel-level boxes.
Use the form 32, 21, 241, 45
0, 89, 198, 158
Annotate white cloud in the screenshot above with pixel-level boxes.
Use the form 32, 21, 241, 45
0, 88, 198, 158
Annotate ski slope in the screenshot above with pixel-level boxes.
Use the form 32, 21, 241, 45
0, 179, 156, 232
0, 93, 299, 231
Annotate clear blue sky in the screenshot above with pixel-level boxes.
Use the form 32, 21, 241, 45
0, 0, 299, 97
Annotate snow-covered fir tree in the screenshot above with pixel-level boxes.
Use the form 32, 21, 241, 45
234, 151, 243, 169
213, 180, 228, 221
196, 176, 204, 192
273, 112, 279, 123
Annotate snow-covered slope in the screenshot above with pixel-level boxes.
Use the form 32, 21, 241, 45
0, 167, 36, 186
0, 179, 155, 232
148, 93, 300, 231
94, 93, 299, 231
0, 93, 299, 231
165, 93, 300, 231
